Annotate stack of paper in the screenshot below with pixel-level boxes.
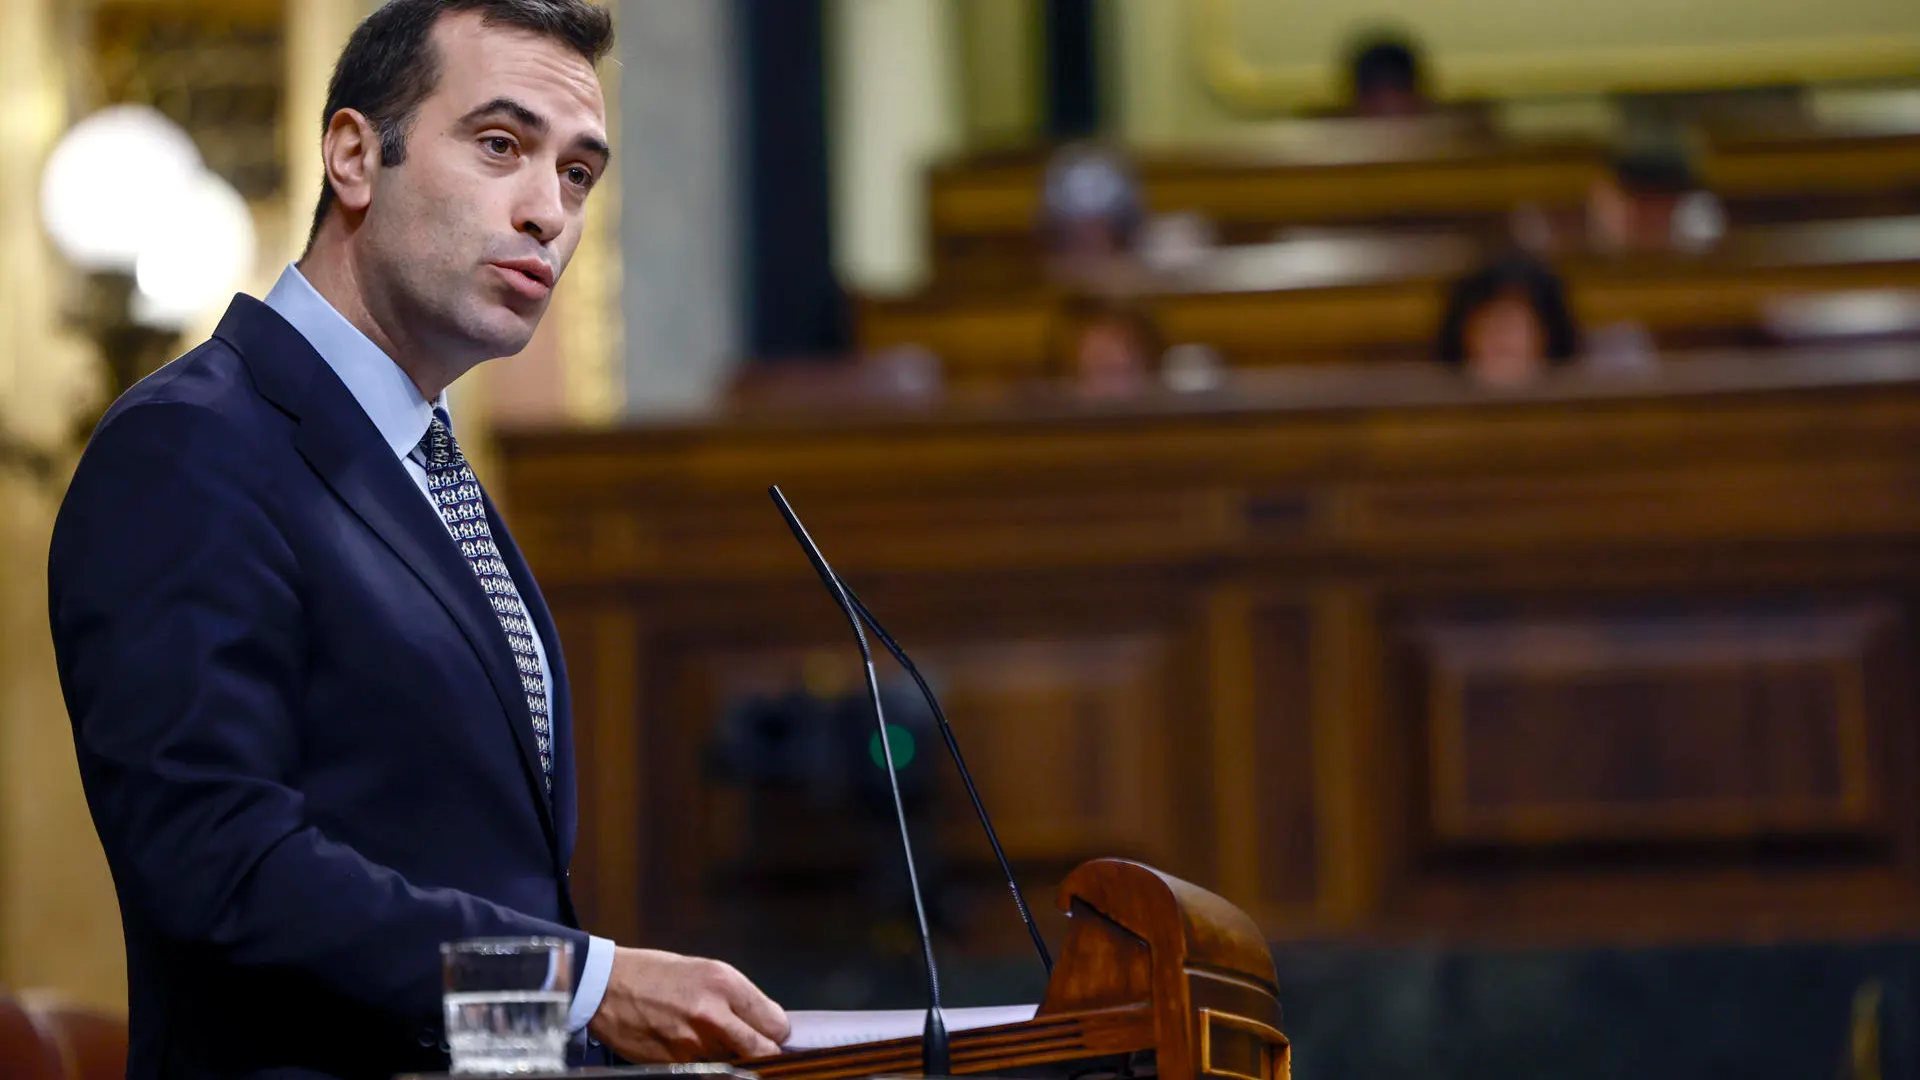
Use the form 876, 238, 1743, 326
780, 1005, 1040, 1052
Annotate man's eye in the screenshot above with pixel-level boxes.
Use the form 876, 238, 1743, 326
484, 136, 514, 155
566, 166, 593, 188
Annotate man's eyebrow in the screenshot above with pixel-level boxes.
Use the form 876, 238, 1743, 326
458, 96, 548, 134
574, 134, 612, 166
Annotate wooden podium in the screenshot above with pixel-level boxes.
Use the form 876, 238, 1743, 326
743, 859, 1289, 1080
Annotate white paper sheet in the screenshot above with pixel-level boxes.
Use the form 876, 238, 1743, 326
781, 1004, 1040, 1052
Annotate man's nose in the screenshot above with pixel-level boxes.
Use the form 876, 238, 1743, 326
514, 173, 567, 244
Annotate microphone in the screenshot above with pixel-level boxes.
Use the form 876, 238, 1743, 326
768, 485, 950, 1076
836, 584, 1054, 976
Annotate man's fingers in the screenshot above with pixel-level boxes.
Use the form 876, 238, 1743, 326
721, 974, 790, 1044
709, 1008, 784, 1060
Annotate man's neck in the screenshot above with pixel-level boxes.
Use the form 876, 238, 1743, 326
295, 248, 456, 401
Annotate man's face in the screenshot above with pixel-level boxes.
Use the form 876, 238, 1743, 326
361, 11, 609, 362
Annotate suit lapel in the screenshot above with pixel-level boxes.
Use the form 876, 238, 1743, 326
216, 296, 558, 847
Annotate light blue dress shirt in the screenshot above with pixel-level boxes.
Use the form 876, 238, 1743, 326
264, 264, 614, 1034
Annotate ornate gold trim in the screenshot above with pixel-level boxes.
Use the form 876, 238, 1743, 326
1197, 1008, 1288, 1080
1189, 0, 1920, 114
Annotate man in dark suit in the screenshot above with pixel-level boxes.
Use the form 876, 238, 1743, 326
47, 2, 788, 1077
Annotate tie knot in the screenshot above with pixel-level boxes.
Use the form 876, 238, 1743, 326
416, 409, 463, 471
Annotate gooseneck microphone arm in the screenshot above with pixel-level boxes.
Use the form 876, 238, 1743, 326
839, 583, 1055, 977
767, 486, 950, 1076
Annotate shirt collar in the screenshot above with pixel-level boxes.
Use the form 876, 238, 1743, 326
262, 263, 448, 462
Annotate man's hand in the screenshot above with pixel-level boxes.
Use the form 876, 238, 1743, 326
588, 947, 790, 1062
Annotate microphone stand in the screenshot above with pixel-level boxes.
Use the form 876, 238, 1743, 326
768, 486, 950, 1075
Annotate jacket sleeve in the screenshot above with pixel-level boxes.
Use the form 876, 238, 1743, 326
48, 400, 589, 1038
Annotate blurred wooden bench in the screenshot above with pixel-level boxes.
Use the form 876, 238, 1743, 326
861, 215, 1920, 384
928, 116, 1920, 288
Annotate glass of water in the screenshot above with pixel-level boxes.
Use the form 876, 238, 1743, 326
441, 936, 573, 1075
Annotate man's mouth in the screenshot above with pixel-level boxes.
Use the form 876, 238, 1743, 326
490, 259, 554, 301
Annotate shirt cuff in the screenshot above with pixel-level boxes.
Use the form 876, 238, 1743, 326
569, 935, 616, 1033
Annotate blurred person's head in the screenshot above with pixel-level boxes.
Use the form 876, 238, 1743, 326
301, 0, 614, 396
1436, 256, 1579, 388
1346, 34, 1428, 118
1058, 301, 1162, 397
1588, 147, 1719, 253
1039, 144, 1143, 267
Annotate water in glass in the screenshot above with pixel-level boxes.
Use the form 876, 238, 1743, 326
444, 989, 570, 1075
441, 936, 573, 1075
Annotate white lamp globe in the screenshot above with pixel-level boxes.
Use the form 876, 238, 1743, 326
132, 169, 258, 330
40, 104, 205, 272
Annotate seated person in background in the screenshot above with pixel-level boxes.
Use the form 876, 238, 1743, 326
1039, 144, 1144, 281
1346, 34, 1429, 119
1436, 256, 1580, 388
1056, 299, 1164, 398
1587, 147, 1726, 254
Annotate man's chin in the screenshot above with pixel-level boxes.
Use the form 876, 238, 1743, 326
462, 308, 542, 360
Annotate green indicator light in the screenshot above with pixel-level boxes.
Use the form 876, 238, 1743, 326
867, 725, 918, 769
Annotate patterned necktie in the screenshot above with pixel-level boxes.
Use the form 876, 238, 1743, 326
413, 409, 553, 793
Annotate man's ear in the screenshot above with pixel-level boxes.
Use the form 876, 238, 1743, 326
321, 108, 380, 215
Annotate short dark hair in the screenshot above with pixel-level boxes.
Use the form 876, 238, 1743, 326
1435, 255, 1580, 365
1609, 146, 1702, 197
1347, 34, 1423, 100
305, 0, 614, 250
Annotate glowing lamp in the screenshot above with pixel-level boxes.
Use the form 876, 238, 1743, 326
40, 105, 204, 274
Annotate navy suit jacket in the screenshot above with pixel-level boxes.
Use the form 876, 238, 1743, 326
49, 295, 589, 1080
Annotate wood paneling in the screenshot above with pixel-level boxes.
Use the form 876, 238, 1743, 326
1247, 605, 1317, 917
499, 347, 1920, 949
926, 635, 1180, 865
1408, 603, 1895, 847
552, 606, 646, 946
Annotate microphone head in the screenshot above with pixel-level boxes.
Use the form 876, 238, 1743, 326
768, 485, 841, 595
769, 485, 872, 659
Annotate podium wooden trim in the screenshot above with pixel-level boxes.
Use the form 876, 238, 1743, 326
741, 859, 1289, 1080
